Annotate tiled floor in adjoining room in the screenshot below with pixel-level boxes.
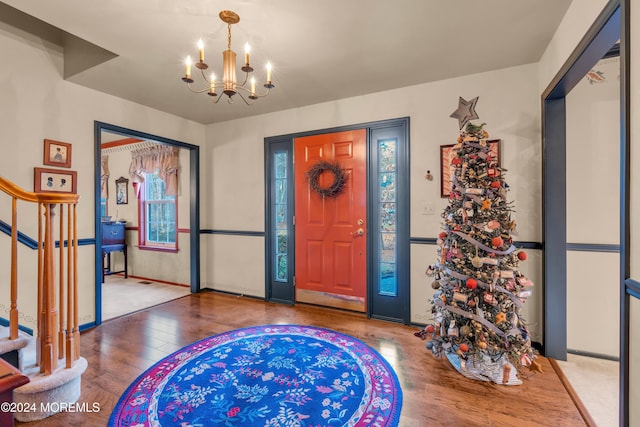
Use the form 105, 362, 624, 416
101, 275, 191, 320
556, 354, 619, 427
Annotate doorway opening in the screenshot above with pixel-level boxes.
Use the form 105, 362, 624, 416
94, 122, 200, 325
541, 0, 628, 423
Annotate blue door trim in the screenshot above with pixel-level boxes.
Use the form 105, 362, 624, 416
264, 136, 295, 305
94, 121, 201, 326
367, 119, 410, 324
263, 117, 410, 324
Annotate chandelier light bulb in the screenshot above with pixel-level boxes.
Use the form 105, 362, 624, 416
185, 56, 192, 78
244, 43, 250, 65
197, 39, 204, 62
266, 62, 272, 83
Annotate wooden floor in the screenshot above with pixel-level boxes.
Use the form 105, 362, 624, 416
17, 291, 587, 427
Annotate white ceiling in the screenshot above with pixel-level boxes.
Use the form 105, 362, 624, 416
2, 0, 573, 125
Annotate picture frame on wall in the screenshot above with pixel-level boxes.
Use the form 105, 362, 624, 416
440, 139, 501, 198
115, 176, 129, 205
43, 139, 72, 168
34, 167, 77, 194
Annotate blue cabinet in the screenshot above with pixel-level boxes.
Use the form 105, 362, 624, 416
101, 221, 127, 281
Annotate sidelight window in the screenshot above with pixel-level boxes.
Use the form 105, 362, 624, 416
273, 152, 288, 282
377, 139, 398, 296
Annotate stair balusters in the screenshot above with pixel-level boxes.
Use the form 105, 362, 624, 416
0, 177, 80, 375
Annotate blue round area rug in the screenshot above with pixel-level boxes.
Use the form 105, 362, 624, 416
109, 325, 402, 426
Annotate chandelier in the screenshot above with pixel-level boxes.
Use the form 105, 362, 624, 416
181, 10, 274, 105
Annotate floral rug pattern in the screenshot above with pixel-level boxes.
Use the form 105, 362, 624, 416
109, 325, 402, 426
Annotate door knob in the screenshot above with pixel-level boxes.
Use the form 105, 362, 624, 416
351, 228, 364, 237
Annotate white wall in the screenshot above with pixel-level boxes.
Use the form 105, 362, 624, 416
0, 20, 205, 329
566, 57, 620, 245
538, 0, 610, 94
566, 56, 620, 357
629, 1, 640, 423
203, 63, 544, 341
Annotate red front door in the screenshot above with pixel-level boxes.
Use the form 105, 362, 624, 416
294, 129, 367, 312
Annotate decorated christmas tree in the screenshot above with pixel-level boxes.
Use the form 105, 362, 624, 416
419, 96, 540, 385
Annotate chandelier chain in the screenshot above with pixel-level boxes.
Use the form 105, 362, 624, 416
227, 24, 232, 50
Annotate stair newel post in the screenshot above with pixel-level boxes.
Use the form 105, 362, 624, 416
9, 197, 18, 340
40, 203, 58, 375
36, 202, 43, 369
58, 203, 66, 359
73, 203, 79, 361
65, 202, 75, 368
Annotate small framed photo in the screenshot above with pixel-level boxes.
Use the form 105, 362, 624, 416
43, 139, 72, 168
34, 167, 77, 194
440, 139, 501, 198
115, 176, 129, 205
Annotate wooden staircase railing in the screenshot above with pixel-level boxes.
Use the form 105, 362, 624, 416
0, 176, 80, 375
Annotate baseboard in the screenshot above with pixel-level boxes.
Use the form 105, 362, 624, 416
567, 348, 619, 362
200, 288, 265, 301
110, 273, 189, 288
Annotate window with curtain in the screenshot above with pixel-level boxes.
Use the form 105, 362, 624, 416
101, 154, 109, 217
129, 144, 180, 250
139, 171, 177, 249
129, 145, 179, 197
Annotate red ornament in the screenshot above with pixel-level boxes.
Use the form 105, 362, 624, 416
490, 180, 500, 189
459, 343, 469, 352
518, 251, 528, 261
491, 237, 503, 247
426, 324, 435, 333
438, 232, 447, 239
466, 278, 477, 290
452, 157, 462, 165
